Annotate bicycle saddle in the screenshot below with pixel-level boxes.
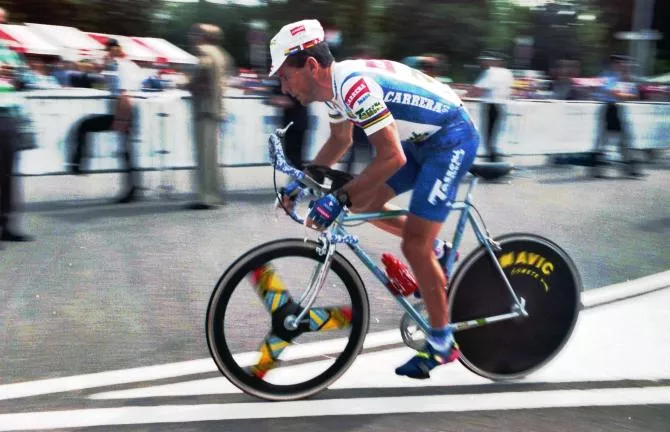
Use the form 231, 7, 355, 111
468, 162, 514, 180
303, 165, 354, 192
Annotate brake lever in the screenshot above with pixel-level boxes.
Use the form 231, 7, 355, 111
276, 122, 294, 138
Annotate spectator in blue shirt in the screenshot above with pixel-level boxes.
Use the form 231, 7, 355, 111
591, 55, 643, 178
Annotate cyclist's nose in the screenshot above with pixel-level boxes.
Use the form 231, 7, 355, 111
280, 80, 291, 96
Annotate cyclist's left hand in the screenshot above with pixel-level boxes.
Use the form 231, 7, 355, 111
306, 193, 346, 231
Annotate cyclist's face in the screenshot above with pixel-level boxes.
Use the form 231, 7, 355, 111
278, 63, 315, 105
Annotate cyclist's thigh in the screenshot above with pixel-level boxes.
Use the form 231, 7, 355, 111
408, 129, 478, 222
386, 141, 420, 196
350, 183, 396, 213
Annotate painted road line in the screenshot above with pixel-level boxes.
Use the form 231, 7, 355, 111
2, 386, 670, 431
0, 328, 402, 401
0, 358, 216, 402
89, 287, 670, 400
2, 270, 667, 402
581, 270, 670, 308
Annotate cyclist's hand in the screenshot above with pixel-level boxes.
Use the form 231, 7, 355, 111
278, 180, 302, 214
306, 193, 345, 231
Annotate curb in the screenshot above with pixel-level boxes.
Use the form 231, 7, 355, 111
581, 270, 670, 309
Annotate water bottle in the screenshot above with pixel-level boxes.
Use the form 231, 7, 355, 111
381, 253, 418, 297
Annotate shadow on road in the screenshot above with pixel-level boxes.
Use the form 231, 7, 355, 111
23, 190, 276, 217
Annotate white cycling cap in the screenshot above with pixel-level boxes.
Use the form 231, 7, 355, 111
269, 19, 325, 76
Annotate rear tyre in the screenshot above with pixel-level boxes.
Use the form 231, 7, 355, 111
448, 233, 581, 380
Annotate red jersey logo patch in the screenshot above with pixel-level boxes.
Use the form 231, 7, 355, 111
290, 25, 306, 36
344, 78, 370, 109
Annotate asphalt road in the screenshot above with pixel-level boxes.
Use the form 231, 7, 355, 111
1, 162, 669, 384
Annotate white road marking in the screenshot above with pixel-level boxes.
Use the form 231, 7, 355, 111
581, 270, 670, 308
0, 328, 401, 401
0, 358, 216, 402
0, 271, 667, 403
87, 287, 670, 400
2, 386, 670, 431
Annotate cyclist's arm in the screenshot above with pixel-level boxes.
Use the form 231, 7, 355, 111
339, 122, 405, 201
310, 121, 354, 166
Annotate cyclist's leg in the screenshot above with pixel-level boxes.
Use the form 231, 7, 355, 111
349, 141, 418, 237
349, 184, 405, 236
350, 144, 455, 254
402, 215, 448, 326
395, 118, 479, 379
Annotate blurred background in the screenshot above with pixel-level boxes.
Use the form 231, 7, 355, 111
0, 0, 668, 98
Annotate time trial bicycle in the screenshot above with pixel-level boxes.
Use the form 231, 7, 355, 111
206, 124, 582, 401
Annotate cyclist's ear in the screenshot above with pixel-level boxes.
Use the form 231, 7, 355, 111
305, 57, 321, 76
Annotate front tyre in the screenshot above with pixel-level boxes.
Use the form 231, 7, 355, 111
206, 239, 370, 401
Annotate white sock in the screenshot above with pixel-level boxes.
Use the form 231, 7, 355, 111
433, 238, 445, 259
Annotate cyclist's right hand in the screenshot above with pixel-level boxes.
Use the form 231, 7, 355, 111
278, 180, 302, 214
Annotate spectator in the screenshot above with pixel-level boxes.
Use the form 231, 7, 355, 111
185, 23, 229, 210
69, 38, 144, 203
591, 55, 643, 178
466, 52, 514, 162
550, 59, 580, 101
0, 8, 33, 243
547, 60, 583, 166
268, 79, 309, 170
69, 60, 104, 89
23, 59, 61, 90
51, 60, 74, 86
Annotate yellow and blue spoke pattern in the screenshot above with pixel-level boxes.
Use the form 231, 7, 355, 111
250, 333, 290, 379
250, 264, 292, 313
308, 306, 352, 332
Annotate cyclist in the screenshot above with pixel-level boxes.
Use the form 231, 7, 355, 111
271, 19, 479, 379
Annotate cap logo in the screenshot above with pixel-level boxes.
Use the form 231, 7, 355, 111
345, 78, 370, 109
282, 38, 321, 56
290, 25, 306, 36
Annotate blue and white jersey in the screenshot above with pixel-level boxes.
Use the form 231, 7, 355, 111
326, 59, 465, 144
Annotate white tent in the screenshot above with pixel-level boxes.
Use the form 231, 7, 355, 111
132, 37, 197, 65
25, 23, 105, 61
0, 24, 62, 56
87, 32, 157, 63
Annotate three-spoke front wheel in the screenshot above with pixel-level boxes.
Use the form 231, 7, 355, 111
206, 239, 370, 401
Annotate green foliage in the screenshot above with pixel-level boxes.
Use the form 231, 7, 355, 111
0, 0, 162, 35
573, 19, 609, 74
378, 0, 490, 79
2, 0, 665, 79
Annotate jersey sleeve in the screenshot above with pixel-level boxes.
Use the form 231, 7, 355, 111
325, 101, 347, 124
340, 75, 394, 136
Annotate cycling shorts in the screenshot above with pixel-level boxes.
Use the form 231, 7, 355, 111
386, 108, 479, 222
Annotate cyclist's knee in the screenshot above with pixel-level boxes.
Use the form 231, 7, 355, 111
401, 215, 442, 260
401, 236, 433, 261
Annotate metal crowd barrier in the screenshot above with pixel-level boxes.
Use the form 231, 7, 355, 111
15, 89, 670, 176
